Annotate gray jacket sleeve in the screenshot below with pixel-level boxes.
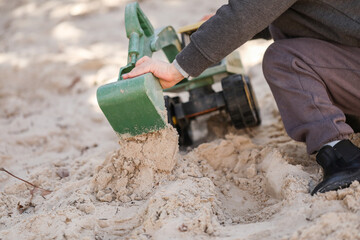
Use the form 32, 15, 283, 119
175, 0, 297, 77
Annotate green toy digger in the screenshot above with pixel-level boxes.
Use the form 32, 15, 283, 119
97, 2, 262, 145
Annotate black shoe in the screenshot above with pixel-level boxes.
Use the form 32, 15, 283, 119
311, 140, 360, 195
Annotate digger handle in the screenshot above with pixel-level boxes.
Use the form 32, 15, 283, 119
119, 3, 182, 79
124, 2, 181, 62
125, 3, 154, 39
124, 2, 154, 65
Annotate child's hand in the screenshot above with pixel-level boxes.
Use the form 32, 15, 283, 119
122, 56, 184, 89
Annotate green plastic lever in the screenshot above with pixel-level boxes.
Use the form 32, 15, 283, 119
119, 2, 181, 79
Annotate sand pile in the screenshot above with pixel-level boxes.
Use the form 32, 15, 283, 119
93, 127, 178, 202
1, 0, 360, 239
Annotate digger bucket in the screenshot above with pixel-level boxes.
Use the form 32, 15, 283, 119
96, 2, 182, 136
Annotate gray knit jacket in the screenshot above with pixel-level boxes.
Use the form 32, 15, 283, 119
175, 0, 360, 77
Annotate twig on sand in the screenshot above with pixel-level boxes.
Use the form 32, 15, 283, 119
0, 167, 52, 197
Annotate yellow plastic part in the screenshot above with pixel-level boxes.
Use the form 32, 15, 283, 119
178, 21, 205, 34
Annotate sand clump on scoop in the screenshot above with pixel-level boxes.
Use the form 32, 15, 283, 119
92, 126, 179, 202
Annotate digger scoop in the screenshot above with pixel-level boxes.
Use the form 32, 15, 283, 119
96, 2, 182, 136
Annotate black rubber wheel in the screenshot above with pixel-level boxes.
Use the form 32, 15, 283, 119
345, 114, 360, 133
164, 96, 193, 146
221, 74, 261, 129
244, 75, 261, 126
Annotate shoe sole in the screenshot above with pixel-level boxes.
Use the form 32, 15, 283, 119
311, 168, 360, 195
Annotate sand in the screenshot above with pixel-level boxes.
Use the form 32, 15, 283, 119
1, 0, 360, 239
93, 127, 179, 202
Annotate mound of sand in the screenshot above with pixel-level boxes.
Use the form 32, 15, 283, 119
93, 127, 178, 202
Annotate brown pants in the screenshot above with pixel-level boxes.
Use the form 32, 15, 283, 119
262, 37, 360, 154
